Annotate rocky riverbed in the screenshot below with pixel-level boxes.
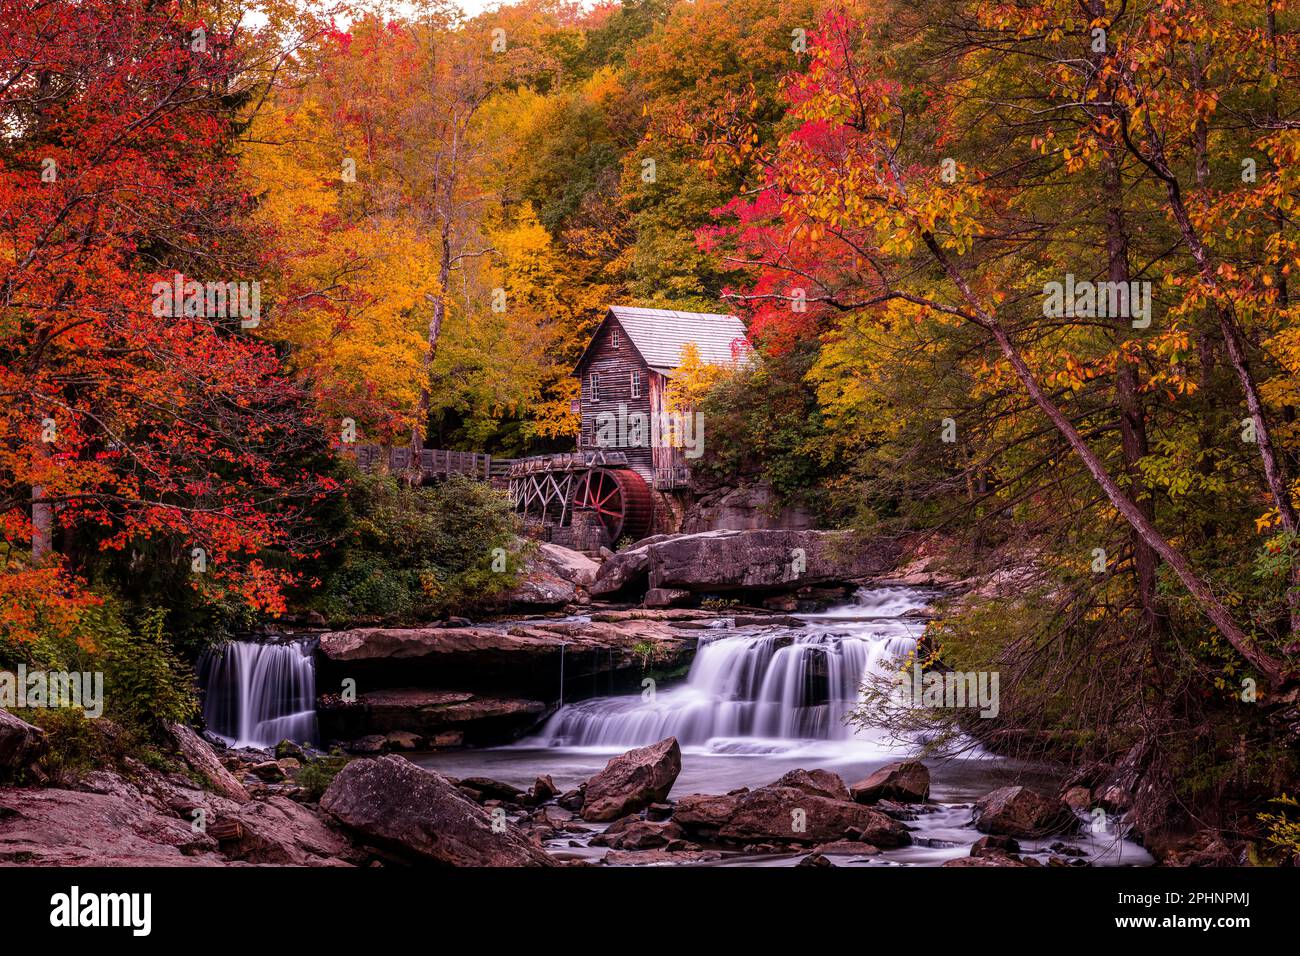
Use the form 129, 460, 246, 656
0, 713, 1163, 866
0, 533, 1226, 867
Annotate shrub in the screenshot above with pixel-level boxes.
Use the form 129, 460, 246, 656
1259, 794, 1300, 863
296, 749, 352, 801
315, 468, 524, 624
94, 606, 200, 738
15, 708, 104, 783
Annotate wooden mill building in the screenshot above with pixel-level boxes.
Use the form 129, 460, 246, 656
573, 305, 749, 489
508, 306, 748, 548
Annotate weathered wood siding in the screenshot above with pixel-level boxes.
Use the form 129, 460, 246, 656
575, 317, 654, 482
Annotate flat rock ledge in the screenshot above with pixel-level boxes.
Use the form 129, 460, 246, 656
591, 529, 902, 598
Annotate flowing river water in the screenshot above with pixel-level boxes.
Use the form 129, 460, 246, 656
414, 586, 1155, 867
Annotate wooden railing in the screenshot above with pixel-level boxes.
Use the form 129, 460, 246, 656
340, 444, 492, 480
506, 450, 629, 478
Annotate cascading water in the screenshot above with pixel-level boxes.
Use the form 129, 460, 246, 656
534, 586, 927, 752
198, 640, 318, 748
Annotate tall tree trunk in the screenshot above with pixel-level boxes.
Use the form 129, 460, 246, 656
918, 231, 1285, 682
1121, 74, 1298, 539
1118, 58, 1300, 644
31, 485, 52, 562
1090, 11, 1163, 634
1104, 164, 1162, 636
412, 124, 461, 452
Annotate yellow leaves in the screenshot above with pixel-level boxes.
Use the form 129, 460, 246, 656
665, 342, 735, 413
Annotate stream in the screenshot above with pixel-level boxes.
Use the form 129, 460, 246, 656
414, 586, 1155, 867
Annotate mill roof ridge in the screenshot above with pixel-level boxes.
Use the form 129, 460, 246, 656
575, 305, 749, 375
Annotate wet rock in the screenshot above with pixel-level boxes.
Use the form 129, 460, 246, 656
169, 723, 249, 802
0, 786, 223, 865
593, 819, 687, 850
849, 761, 930, 804
250, 760, 286, 782
644, 588, 691, 608
344, 735, 387, 755
320, 755, 554, 866
337, 690, 548, 744
970, 834, 1021, 857
972, 786, 1076, 838
1048, 842, 1088, 858
460, 777, 525, 804
672, 792, 744, 835
580, 737, 682, 823
1061, 786, 1092, 812
602, 848, 723, 866
591, 529, 901, 597
797, 852, 834, 867
530, 805, 578, 830
768, 769, 851, 803
813, 840, 881, 856
219, 795, 359, 866
274, 739, 308, 762
0, 709, 47, 774
557, 787, 585, 812
943, 851, 1031, 867
719, 787, 910, 846
526, 775, 558, 805
384, 731, 422, 751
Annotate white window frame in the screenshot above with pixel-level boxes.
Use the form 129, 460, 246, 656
611, 328, 620, 349
630, 370, 641, 398
589, 372, 600, 402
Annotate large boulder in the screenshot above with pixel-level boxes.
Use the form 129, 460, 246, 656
0, 709, 46, 773
320, 755, 554, 866
768, 769, 852, 803
671, 791, 746, 835
643, 588, 691, 608
592, 818, 688, 851
581, 737, 682, 822
501, 543, 600, 608
681, 483, 817, 533
850, 761, 931, 804
973, 786, 1076, 838
218, 795, 359, 866
168, 723, 249, 802
591, 530, 900, 597
718, 787, 910, 846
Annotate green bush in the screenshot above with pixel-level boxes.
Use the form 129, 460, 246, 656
691, 343, 839, 512
14, 708, 104, 783
296, 749, 352, 801
314, 469, 524, 624
94, 606, 200, 737
4, 601, 199, 745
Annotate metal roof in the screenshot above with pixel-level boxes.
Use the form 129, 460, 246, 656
575, 306, 749, 375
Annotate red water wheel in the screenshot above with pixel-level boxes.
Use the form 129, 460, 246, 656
572, 467, 654, 543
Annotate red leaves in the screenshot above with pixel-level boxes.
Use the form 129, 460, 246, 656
0, 0, 329, 634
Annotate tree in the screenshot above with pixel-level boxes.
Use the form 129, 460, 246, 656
0, 0, 331, 638
701, 6, 1292, 680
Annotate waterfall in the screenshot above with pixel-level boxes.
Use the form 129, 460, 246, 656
559, 642, 567, 707
198, 640, 318, 749
533, 586, 925, 751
